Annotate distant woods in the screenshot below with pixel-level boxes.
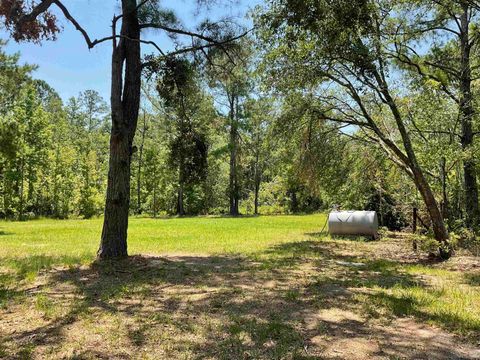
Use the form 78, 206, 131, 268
0, 40, 319, 219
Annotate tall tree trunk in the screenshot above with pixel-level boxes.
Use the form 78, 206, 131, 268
177, 142, 185, 216
26, 163, 34, 208
152, 160, 157, 218
18, 157, 24, 221
53, 145, 60, 218
375, 75, 450, 257
177, 183, 184, 216
411, 167, 449, 249
97, 0, 141, 259
290, 189, 298, 213
459, 5, 479, 230
440, 157, 449, 221
136, 112, 146, 214
254, 185, 259, 215
229, 95, 239, 216
253, 151, 260, 215
378, 184, 384, 226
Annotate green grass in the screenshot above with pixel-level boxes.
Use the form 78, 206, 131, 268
0, 214, 325, 256
0, 214, 479, 359
0, 215, 324, 281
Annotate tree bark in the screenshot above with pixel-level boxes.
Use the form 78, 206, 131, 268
253, 150, 260, 215
290, 189, 298, 213
440, 157, 449, 221
372, 71, 451, 256
459, 5, 479, 230
97, 0, 141, 259
229, 94, 239, 216
177, 183, 185, 216
412, 167, 449, 242
177, 133, 185, 216
412, 206, 418, 251
136, 112, 146, 214
152, 160, 157, 218
254, 174, 260, 216
18, 157, 24, 221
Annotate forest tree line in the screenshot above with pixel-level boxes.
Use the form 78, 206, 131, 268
0, 37, 411, 223
0, 39, 328, 219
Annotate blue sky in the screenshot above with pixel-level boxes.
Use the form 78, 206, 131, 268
1, 0, 260, 102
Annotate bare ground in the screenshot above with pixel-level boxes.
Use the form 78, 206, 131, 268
1, 234, 479, 359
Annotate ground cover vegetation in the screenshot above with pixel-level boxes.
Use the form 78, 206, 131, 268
0, 215, 479, 359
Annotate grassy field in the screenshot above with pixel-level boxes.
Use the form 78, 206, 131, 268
0, 214, 479, 359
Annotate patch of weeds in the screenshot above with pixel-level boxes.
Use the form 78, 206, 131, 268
404, 264, 454, 278
0, 272, 15, 287
452, 228, 480, 256
362, 259, 398, 272
0, 285, 23, 308
99, 283, 133, 302
16, 342, 35, 360
136, 284, 153, 298
147, 311, 174, 325
230, 287, 243, 295
35, 293, 57, 319
227, 315, 304, 357
174, 316, 196, 333
0, 340, 8, 358
338, 259, 421, 289
413, 234, 454, 258
257, 255, 299, 271
210, 296, 227, 311
1, 254, 91, 288
356, 293, 384, 319
128, 324, 149, 346
464, 272, 480, 286
284, 289, 301, 302
369, 287, 427, 317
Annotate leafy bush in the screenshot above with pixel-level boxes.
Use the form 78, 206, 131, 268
413, 234, 455, 257
377, 226, 389, 239
452, 228, 480, 256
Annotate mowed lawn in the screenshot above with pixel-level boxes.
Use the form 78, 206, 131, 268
0, 214, 326, 257
0, 215, 325, 276
0, 214, 479, 359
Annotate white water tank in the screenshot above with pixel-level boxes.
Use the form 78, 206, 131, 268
328, 210, 378, 238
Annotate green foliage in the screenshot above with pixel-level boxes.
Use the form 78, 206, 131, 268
0, 40, 35, 114
452, 228, 480, 256
0, 41, 109, 219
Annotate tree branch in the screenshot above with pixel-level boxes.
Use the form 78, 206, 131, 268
52, 0, 94, 48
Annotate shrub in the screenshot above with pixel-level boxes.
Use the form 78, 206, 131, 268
413, 233, 456, 258
452, 228, 480, 256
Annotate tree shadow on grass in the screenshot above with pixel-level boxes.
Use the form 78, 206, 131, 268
306, 232, 374, 242
0, 254, 92, 309
270, 239, 480, 343
2, 240, 479, 359
1, 254, 92, 279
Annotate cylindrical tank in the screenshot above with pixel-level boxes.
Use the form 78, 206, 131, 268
328, 210, 378, 238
